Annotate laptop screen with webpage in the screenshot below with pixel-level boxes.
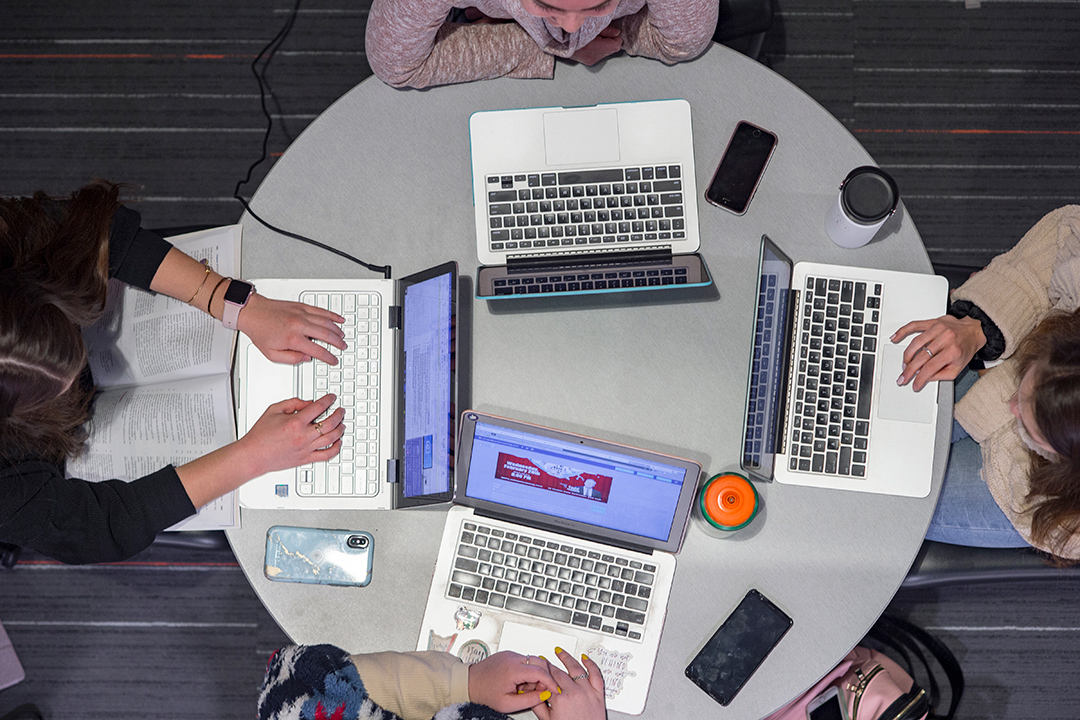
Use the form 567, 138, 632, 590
401, 267, 455, 499
456, 414, 700, 553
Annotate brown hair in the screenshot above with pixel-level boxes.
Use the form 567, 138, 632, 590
0, 182, 120, 463
1015, 308, 1080, 563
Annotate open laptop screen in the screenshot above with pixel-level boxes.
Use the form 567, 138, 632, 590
456, 413, 700, 552
401, 268, 455, 498
742, 236, 794, 481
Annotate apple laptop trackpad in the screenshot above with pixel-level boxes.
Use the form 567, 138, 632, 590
544, 109, 621, 166
498, 621, 578, 658
244, 345, 295, 433
877, 343, 936, 423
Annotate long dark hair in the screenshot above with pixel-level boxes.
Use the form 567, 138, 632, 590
0, 182, 120, 463
1015, 309, 1080, 563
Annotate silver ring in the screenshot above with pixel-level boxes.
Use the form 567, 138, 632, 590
923, 347, 934, 358
571, 673, 588, 681
524, 655, 530, 665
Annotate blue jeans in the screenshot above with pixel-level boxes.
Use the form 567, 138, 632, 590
925, 370, 1029, 548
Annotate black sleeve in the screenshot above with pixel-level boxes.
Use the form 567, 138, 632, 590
108, 206, 173, 290
0, 460, 197, 564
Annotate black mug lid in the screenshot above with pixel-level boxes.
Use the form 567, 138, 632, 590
841, 166, 899, 223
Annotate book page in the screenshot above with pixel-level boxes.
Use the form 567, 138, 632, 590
83, 225, 242, 389
66, 375, 239, 531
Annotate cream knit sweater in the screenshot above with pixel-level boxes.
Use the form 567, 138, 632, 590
952, 205, 1080, 558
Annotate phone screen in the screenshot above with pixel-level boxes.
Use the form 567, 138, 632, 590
705, 122, 777, 214
684, 589, 792, 706
809, 695, 846, 720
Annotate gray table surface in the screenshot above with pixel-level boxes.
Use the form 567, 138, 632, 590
228, 42, 951, 720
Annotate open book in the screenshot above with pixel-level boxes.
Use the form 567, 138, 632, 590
67, 225, 242, 531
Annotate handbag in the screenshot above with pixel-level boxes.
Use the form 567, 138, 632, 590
763, 615, 963, 720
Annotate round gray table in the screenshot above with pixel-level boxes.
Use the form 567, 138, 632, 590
229, 42, 950, 719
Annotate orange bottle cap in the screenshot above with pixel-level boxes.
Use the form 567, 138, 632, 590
701, 473, 758, 530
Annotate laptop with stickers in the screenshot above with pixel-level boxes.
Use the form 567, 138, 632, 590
417, 411, 701, 715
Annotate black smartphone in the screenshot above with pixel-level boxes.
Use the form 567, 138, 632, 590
684, 589, 793, 706
704, 122, 778, 215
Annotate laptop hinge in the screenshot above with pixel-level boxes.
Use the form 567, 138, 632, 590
388, 305, 402, 330
472, 508, 655, 556
386, 458, 400, 483
504, 247, 674, 273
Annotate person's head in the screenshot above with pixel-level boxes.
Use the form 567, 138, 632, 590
519, 0, 615, 34
0, 182, 119, 462
1013, 309, 1080, 561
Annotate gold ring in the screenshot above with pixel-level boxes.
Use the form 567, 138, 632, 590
316, 421, 325, 435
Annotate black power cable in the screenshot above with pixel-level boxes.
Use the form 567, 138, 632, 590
233, 0, 391, 279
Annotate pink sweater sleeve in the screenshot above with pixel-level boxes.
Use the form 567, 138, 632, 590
615, 0, 718, 64
366, 0, 554, 88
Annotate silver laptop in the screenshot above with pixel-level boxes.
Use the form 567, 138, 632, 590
741, 236, 948, 497
417, 411, 701, 716
237, 263, 457, 510
470, 99, 700, 267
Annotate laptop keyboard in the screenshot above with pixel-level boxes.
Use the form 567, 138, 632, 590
485, 166, 686, 253
448, 520, 656, 641
788, 277, 882, 477
493, 267, 689, 295
296, 290, 383, 497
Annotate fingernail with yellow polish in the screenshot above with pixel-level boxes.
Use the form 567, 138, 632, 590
581, 653, 589, 662
539, 691, 552, 702
554, 646, 564, 654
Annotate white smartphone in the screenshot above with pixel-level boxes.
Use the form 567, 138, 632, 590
807, 686, 849, 720
264, 525, 374, 587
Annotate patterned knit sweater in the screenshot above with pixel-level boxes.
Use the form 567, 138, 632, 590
365, 0, 717, 88
259, 645, 504, 720
952, 205, 1080, 558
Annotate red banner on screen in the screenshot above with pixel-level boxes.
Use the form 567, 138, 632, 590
495, 452, 612, 503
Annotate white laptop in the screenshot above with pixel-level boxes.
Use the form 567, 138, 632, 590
237, 262, 457, 510
417, 411, 701, 716
470, 99, 700, 267
741, 236, 949, 497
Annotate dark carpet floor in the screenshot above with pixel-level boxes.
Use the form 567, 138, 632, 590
2, 0, 1080, 718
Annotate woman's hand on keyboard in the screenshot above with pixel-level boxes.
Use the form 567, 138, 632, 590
237, 293, 346, 365
239, 394, 345, 476
892, 314, 987, 391
532, 648, 606, 720
467, 651, 558, 713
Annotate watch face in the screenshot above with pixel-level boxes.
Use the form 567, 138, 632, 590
224, 280, 254, 305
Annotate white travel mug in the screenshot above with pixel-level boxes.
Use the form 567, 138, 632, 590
825, 166, 899, 248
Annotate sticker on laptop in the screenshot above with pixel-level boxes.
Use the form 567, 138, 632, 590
585, 645, 635, 697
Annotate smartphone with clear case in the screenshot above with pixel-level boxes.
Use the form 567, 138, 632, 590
264, 525, 373, 587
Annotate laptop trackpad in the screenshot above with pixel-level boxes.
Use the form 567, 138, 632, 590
499, 620, 579, 658
544, 108, 621, 166
877, 343, 936, 423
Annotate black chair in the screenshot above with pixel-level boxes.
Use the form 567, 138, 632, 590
903, 540, 1080, 589
714, 0, 775, 61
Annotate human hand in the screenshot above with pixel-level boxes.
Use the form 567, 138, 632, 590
891, 314, 986, 391
468, 652, 557, 713
569, 27, 622, 66
236, 293, 346, 365
237, 394, 345, 477
532, 648, 606, 720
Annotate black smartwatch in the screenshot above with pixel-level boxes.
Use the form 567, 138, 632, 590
222, 279, 255, 330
